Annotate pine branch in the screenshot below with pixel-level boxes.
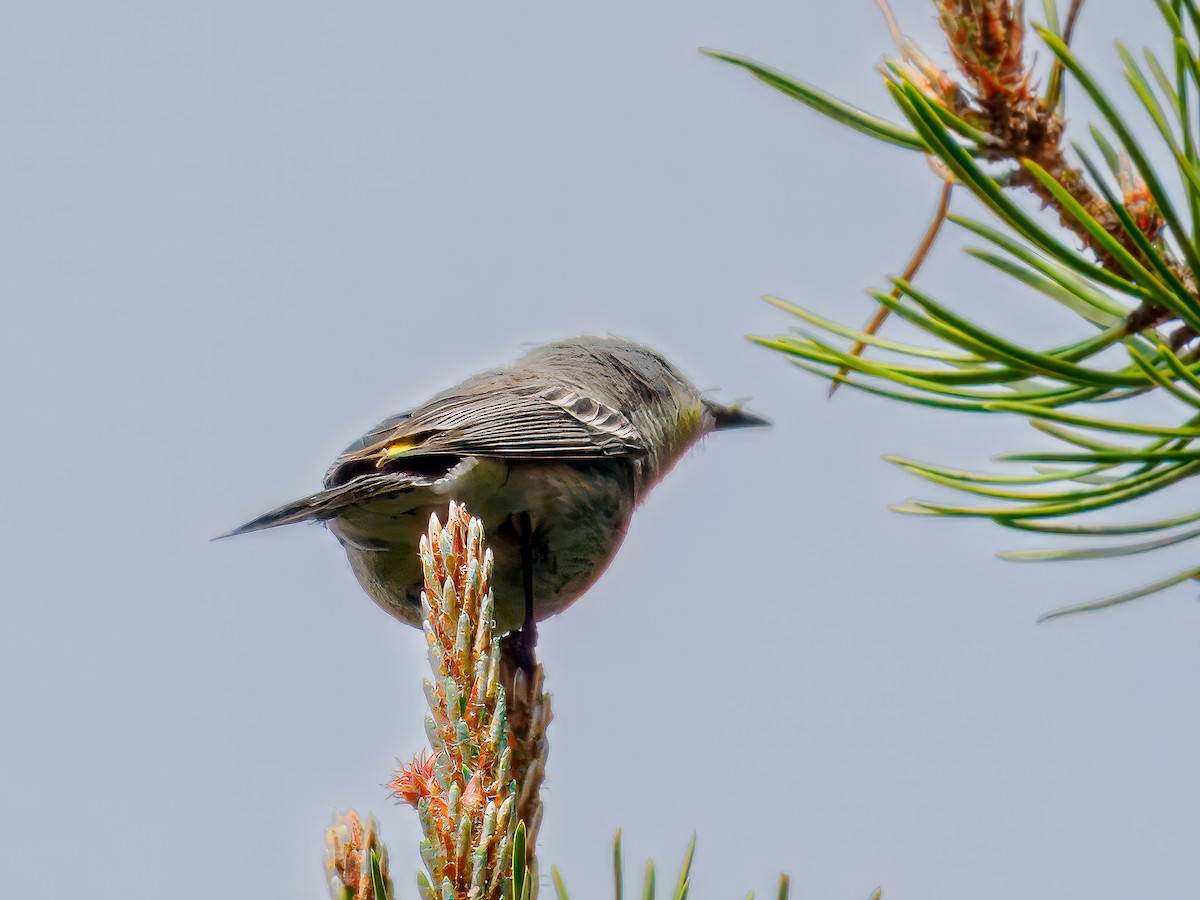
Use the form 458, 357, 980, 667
708, 0, 1200, 617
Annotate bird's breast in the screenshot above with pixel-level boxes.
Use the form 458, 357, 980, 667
328, 457, 638, 631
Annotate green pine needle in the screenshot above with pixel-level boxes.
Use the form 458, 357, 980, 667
710, 0, 1200, 618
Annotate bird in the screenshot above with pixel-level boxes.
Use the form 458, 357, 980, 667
220, 335, 767, 668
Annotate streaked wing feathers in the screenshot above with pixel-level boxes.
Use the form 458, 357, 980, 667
335, 383, 646, 468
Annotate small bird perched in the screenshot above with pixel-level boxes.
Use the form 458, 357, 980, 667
222, 335, 766, 668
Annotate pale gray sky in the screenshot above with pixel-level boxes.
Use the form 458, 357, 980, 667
3, 2, 1196, 898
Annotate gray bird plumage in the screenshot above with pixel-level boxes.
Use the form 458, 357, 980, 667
222, 336, 767, 633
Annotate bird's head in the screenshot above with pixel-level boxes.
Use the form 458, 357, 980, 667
570, 338, 768, 487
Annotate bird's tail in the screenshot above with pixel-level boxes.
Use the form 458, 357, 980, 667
213, 476, 411, 540
212, 494, 333, 540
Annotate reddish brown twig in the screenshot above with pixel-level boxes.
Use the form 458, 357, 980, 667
831, 178, 954, 396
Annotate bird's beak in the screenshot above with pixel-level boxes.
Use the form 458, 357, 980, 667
705, 400, 772, 430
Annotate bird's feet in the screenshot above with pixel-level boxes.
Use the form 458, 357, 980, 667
501, 619, 539, 675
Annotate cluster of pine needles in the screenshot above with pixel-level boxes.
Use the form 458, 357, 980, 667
709, 0, 1200, 619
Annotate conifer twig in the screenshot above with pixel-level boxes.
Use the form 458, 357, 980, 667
832, 177, 954, 395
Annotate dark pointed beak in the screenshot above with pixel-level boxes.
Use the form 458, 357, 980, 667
705, 400, 772, 430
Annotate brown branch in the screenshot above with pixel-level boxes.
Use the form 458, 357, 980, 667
1003, 123, 1142, 272
851, 1, 1189, 368
928, 0, 1185, 337
830, 179, 953, 396
1061, 0, 1085, 47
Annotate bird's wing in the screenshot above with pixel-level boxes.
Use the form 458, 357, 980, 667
328, 381, 646, 478
219, 381, 647, 538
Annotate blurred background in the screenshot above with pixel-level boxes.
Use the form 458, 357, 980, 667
2, 2, 1196, 897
